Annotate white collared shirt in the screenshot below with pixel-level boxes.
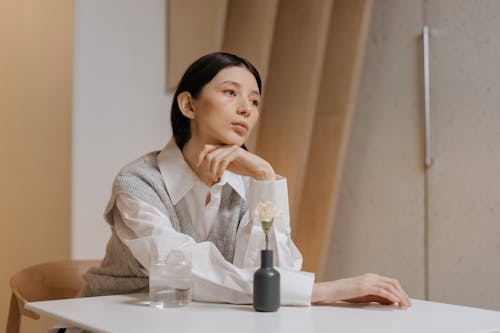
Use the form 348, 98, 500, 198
113, 139, 315, 305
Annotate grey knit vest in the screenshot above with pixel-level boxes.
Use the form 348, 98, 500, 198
82, 151, 249, 297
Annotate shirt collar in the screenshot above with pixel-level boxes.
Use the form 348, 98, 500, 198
157, 139, 199, 205
157, 138, 246, 204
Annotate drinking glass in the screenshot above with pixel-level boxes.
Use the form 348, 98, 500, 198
149, 251, 192, 308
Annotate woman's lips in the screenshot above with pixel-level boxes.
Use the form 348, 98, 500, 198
231, 122, 248, 134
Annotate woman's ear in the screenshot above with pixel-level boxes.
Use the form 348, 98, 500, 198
177, 92, 196, 119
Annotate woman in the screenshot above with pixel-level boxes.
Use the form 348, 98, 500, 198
83, 52, 411, 308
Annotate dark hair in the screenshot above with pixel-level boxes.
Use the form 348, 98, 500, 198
170, 52, 262, 149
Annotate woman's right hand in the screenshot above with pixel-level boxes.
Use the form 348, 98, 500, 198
196, 144, 275, 182
311, 273, 412, 308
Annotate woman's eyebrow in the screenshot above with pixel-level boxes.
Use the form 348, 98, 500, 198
221, 80, 260, 96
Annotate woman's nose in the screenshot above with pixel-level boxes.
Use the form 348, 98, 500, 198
237, 98, 252, 116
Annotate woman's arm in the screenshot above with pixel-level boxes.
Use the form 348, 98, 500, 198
194, 145, 412, 308
196, 144, 305, 270
114, 192, 313, 305
233, 177, 303, 271
311, 274, 411, 308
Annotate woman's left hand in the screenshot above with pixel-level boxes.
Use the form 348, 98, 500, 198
196, 144, 276, 182
312, 273, 412, 308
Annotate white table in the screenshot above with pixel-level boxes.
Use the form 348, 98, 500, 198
26, 294, 500, 333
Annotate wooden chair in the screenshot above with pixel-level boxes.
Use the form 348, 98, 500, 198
6, 259, 100, 333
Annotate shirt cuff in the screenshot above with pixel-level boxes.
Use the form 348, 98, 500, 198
248, 177, 289, 226
279, 268, 315, 306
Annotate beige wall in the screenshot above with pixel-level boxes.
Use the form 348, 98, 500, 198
0, 0, 72, 331
425, 0, 500, 310
324, 0, 500, 311
322, 0, 426, 298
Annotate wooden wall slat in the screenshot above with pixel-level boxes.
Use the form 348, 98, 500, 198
167, 0, 375, 278
294, 0, 374, 275
222, 0, 278, 82
255, 0, 334, 230
167, 0, 229, 90
222, 0, 279, 151
0, 0, 73, 331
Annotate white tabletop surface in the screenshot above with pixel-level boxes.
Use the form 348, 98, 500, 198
26, 294, 500, 333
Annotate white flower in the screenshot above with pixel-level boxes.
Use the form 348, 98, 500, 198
254, 201, 282, 250
254, 201, 280, 222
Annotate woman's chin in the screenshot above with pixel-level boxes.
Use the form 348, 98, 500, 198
225, 139, 246, 147
219, 134, 247, 147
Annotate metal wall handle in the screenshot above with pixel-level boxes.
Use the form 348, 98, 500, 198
423, 26, 432, 168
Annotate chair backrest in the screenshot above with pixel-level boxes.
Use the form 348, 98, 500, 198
6, 259, 100, 333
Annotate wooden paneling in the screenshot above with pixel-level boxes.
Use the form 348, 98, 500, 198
255, 0, 334, 230
0, 0, 72, 331
222, 0, 278, 82
294, 0, 373, 275
222, 0, 279, 151
167, 0, 228, 90
426, 0, 500, 310
322, 0, 426, 298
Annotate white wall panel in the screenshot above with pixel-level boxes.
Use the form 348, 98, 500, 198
73, 0, 172, 259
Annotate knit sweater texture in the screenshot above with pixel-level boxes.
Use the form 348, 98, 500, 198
82, 151, 248, 296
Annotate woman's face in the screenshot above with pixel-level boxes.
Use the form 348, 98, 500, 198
190, 66, 261, 146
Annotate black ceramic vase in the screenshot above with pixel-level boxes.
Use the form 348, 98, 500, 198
253, 249, 280, 312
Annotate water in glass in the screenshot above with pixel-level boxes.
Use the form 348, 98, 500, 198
149, 252, 192, 308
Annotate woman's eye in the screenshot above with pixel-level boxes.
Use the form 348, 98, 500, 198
223, 89, 235, 96
251, 100, 259, 107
